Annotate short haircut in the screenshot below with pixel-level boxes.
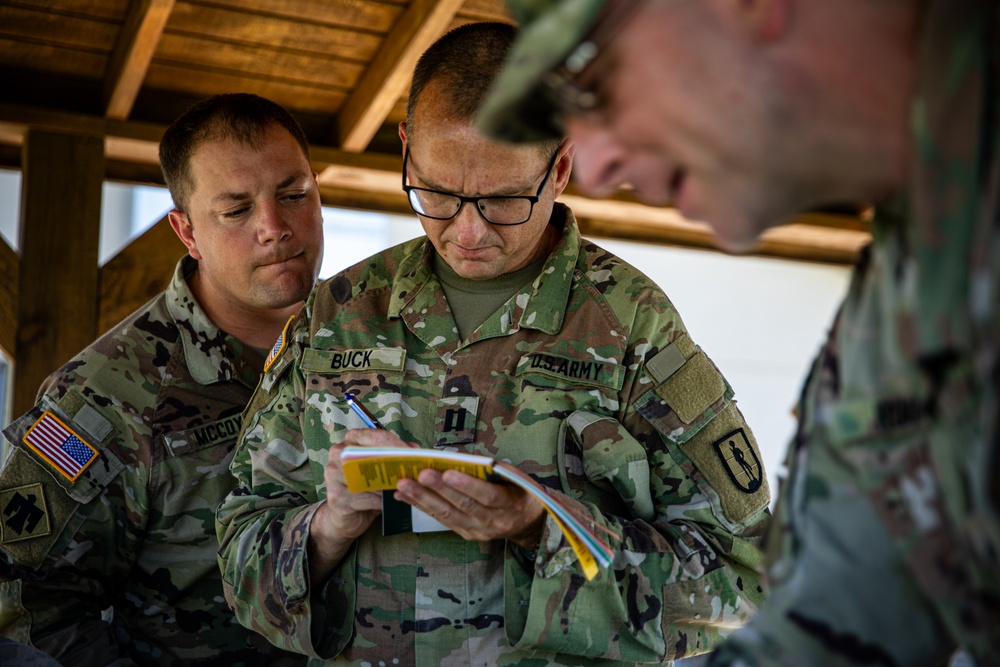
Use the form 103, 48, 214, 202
159, 93, 310, 212
407, 22, 561, 155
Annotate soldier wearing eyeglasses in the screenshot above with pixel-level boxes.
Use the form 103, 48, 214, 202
217, 22, 771, 667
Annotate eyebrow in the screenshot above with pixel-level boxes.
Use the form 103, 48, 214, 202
210, 173, 310, 205
411, 160, 536, 198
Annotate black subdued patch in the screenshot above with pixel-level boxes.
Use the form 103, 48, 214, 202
712, 428, 763, 493
329, 275, 353, 304
0, 483, 50, 543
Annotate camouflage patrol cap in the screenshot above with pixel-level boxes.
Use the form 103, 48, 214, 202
477, 0, 607, 143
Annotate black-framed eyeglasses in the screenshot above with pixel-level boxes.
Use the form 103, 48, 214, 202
539, 0, 643, 117
402, 148, 559, 226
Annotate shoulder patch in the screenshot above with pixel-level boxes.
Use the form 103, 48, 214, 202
23, 412, 99, 483
0, 448, 91, 569
264, 315, 294, 373
712, 428, 764, 494
0, 483, 50, 543
676, 402, 770, 529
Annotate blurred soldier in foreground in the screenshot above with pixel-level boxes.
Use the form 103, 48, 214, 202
479, 0, 1000, 665
217, 22, 771, 666
0, 93, 323, 665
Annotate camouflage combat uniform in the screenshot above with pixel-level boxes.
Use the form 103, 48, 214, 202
0, 257, 301, 666
217, 206, 772, 666
708, 2, 1000, 665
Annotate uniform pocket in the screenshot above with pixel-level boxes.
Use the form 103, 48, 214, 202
556, 409, 654, 522
301, 347, 407, 432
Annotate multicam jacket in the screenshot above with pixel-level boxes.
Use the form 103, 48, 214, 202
217, 206, 772, 666
0, 257, 301, 666
709, 1, 1000, 666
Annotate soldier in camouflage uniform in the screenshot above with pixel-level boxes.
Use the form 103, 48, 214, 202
217, 23, 771, 667
0, 93, 323, 665
479, 0, 1000, 665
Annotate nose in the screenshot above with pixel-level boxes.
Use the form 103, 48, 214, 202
449, 200, 490, 245
564, 116, 627, 199
256, 200, 293, 245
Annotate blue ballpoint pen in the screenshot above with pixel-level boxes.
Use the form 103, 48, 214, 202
344, 393, 385, 430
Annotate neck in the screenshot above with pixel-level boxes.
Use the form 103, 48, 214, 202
189, 271, 303, 349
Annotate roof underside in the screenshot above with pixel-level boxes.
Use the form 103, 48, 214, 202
0, 0, 870, 264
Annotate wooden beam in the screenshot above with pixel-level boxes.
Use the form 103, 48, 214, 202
0, 102, 870, 265
104, 0, 177, 120
335, 0, 464, 152
14, 130, 104, 417
99, 215, 186, 335
560, 194, 868, 265
0, 237, 16, 359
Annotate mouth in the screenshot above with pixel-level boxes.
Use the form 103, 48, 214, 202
451, 244, 493, 257
260, 251, 303, 268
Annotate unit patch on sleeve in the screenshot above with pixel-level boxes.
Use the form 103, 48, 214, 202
713, 428, 763, 493
0, 483, 50, 543
23, 412, 99, 483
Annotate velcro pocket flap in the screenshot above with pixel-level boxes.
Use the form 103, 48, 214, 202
637, 348, 734, 446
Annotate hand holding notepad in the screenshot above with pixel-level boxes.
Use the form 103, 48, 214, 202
339, 445, 615, 580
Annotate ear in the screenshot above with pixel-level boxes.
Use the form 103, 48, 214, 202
398, 121, 409, 155
168, 209, 203, 260
550, 141, 576, 198
733, 0, 790, 41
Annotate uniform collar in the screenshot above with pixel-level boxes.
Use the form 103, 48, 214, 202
387, 203, 580, 337
165, 256, 264, 387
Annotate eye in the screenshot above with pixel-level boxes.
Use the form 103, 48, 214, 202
223, 207, 250, 219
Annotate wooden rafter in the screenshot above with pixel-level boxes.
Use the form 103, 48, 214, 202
104, 0, 177, 120
335, 0, 465, 153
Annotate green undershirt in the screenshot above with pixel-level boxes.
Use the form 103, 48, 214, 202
433, 252, 547, 340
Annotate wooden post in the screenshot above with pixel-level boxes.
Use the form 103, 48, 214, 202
13, 130, 104, 418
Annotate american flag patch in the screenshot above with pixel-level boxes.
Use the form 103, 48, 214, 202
264, 316, 294, 372
24, 412, 99, 482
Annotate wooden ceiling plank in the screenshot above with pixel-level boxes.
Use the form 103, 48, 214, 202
104, 0, 176, 120
143, 62, 349, 114
4, 0, 129, 22
154, 33, 364, 89
335, 0, 465, 153
457, 0, 514, 22
0, 37, 108, 79
168, 2, 382, 62
0, 5, 120, 51
199, 0, 403, 32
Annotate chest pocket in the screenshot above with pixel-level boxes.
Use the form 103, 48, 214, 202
514, 352, 625, 416
300, 347, 407, 429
